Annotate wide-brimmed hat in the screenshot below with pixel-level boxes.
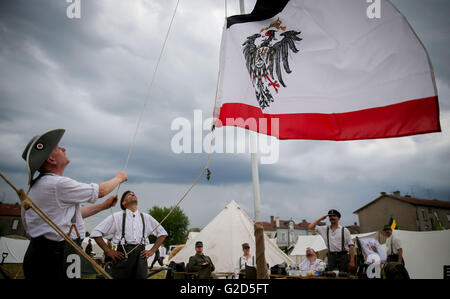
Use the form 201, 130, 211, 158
22, 129, 65, 185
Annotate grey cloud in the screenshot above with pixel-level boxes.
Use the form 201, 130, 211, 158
1, 0, 449, 231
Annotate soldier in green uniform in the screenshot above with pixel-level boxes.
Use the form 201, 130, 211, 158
186, 241, 215, 278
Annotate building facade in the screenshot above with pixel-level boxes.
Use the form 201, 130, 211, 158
262, 216, 316, 248
354, 191, 450, 233
0, 202, 27, 238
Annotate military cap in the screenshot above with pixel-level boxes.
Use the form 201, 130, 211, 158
328, 209, 341, 218
195, 241, 203, 247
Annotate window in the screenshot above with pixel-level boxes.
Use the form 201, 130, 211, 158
422, 209, 427, 221
447, 214, 450, 222
12, 219, 19, 230
281, 233, 286, 242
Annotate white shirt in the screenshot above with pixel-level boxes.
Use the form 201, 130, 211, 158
237, 255, 255, 271
159, 246, 167, 257
22, 174, 98, 241
90, 209, 168, 245
385, 233, 402, 255
298, 258, 326, 272
315, 225, 354, 252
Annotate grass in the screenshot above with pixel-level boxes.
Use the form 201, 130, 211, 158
0, 264, 167, 279
0, 264, 24, 279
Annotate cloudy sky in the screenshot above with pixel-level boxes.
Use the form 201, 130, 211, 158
0, 0, 449, 233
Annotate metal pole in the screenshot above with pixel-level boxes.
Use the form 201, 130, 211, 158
239, 0, 262, 223
251, 133, 261, 222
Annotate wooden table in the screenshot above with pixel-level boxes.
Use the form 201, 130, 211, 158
173, 272, 235, 279
212, 272, 235, 279
173, 271, 198, 278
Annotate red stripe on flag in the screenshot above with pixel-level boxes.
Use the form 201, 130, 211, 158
218, 97, 440, 140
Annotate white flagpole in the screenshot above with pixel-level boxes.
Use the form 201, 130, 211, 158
251, 133, 262, 222
239, 0, 262, 223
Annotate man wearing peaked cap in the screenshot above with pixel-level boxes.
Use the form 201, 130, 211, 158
186, 241, 215, 278
308, 209, 355, 273
21, 128, 128, 279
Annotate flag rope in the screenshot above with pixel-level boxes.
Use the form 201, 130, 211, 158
108, 0, 181, 258
111, 0, 225, 258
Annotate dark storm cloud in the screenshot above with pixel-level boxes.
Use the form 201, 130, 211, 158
0, 0, 449, 230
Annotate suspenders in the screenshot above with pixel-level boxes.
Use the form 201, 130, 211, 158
121, 211, 146, 245
326, 226, 345, 253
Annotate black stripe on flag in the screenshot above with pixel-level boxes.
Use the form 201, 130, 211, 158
226, 0, 289, 29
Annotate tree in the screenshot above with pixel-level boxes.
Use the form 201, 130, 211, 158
148, 206, 190, 248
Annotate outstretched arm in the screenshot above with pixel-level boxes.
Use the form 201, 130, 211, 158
98, 172, 127, 198
81, 195, 118, 218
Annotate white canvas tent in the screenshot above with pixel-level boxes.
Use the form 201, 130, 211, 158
0, 236, 29, 263
289, 235, 326, 264
385, 229, 450, 279
187, 231, 200, 242
171, 200, 293, 273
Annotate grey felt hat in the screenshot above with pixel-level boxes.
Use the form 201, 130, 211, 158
22, 129, 65, 185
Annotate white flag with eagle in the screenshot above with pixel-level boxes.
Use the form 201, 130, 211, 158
216, 0, 440, 140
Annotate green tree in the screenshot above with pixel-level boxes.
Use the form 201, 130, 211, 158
148, 206, 190, 248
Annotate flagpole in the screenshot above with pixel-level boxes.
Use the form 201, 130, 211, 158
238, 0, 262, 223
251, 133, 261, 222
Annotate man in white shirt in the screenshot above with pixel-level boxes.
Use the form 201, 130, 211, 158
21, 129, 128, 279
383, 225, 404, 265
236, 243, 255, 278
91, 190, 167, 279
298, 247, 326, 272
150, 243, 167, 269
308, 209, 355, 273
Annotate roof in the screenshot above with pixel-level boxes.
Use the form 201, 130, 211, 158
345, 224, 361, 234
265, 218, 312, 230
261, 221, 274, 230
0, 203, 21, 217
354, 194, 450, 213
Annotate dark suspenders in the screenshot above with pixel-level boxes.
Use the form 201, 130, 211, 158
121, 211, 146, 245
326, 226, 346, 253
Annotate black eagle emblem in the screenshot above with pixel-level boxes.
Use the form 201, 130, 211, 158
242, 20, 302, 110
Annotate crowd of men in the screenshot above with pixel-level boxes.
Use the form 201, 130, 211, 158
19, 128, 406, 279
